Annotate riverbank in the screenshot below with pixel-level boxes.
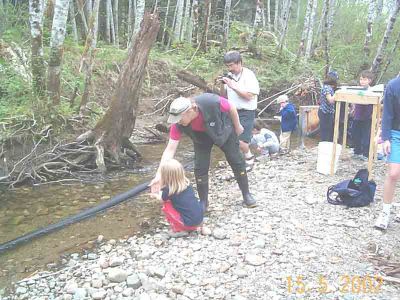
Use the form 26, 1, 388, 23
2, 147, 400, 300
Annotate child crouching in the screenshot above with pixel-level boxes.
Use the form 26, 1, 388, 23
158, 159, 204, 234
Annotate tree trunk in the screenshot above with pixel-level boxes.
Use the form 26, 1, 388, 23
376, 0, 383, 21
85, 0, 92, 18
321, 0, 330, 76
186, 0, 194, 42
364, 0, 376, 58
92, 12, 160, 172
192, 0, 199, 45
105, 0, 111, 43
273, 0, 279, 32
173, 0, 184, 42
29, 0, 46, 96
109, 0, 116, 45
161, 0, 170, 44
370, 1, 400, 80
69, 0, 79, 43
181, 0, 191, 42
266, 0, 271, 30
47, 0, 71, 105
78, 0, 100, 114
328, 0, 336, 30
133, 0, 145, 38
222, 0, 232, 49
378, 29, 400, 83
76, 0, 88, 37
304, 0, 317, 60
278, 0, 292, 53
251, 0, 263, 45
127, 0, 133, 47
200, 0, 211, 51
295, 0, 300, 28
113, 0, 119, 47
298, 0, 313, 57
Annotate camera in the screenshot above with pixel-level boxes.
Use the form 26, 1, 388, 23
218, 73, 234, 83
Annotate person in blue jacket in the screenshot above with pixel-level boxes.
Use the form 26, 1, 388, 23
277, 94, 297, 152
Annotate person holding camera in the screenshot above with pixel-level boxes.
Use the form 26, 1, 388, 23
149, 94, 257, 211
220, 51, 260, 170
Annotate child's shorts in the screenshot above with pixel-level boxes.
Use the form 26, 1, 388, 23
162, 201, 200, 232
388, 130, 400, 164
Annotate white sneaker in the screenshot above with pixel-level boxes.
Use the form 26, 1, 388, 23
374, 211, 390, 230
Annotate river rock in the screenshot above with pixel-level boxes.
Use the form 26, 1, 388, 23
126, 274, 141, 289
91, 279, 103, 288
212, 228, 227, 240
91, 289, 106, 300
64, 281, 78, 294
244, 254, 266, 266
108, 268, 128, 283
109, 256, 124, 267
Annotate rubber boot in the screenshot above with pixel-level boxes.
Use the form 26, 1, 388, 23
234, 170, 257, 207
196, 175, 209, 211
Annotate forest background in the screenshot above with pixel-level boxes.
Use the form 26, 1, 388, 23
0, 0, 400, 187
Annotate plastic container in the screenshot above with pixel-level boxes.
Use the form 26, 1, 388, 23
317, 142, 342, 175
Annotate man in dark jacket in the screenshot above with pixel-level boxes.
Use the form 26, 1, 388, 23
277, 94, 297, 152
150, 93, 257, 209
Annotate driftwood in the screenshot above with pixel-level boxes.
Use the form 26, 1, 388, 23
176, 69, 221, 95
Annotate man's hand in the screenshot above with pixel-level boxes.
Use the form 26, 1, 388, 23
149, 173, 161, 194
222, 77, 239, 90
235, 124, 244, 136
383, 140, 391, 156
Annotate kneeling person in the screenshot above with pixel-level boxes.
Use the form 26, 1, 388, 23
251, 120, 279, 156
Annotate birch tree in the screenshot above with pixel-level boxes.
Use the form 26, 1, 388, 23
378, 29, 400, 83
274, 0, 279, 32
364, 0, 376, 58
181, 0, 191, 42
305, 0, 317, 60
298, 0, 313, 56
105, 0, 111, 43
133, 0, 145, 37
278, 0, 292, 53
127, 0, 133, 47
251, 0, 263, 44
376, 0, 383, 20
69, 0, 79, 43
186, 0, 194, 42
173, 0, 184, 42
29, 0, 46, 95
79, 0, 100, 114
76, 0, 88, 36
370, 1, 400, 80
328, 0, 336, 30
113, 0, 119, 47
47, 0, 70, 104
222, 0, 232, 49
266, 0, 271, 30
192, 0, 199, 44
161, 0, 170, 44
321, 0, 330, 76
200, 0, 211, 51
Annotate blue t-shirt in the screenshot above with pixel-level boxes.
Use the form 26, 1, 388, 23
319, 84, 335, 114
161, 185, 203, 226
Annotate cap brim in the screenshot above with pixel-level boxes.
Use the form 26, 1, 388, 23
167, 114, 182, 124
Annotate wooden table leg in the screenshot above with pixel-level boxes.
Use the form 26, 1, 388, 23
331, 101, 341, 175
368, 104, 378, 179
343, 103, 349, 150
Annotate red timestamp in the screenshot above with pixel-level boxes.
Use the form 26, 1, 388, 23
286, 275, 383, 294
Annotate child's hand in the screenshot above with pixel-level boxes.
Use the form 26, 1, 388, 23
383, 140, 391, 156
148, 192, 161, 201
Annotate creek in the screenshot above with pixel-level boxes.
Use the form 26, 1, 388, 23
0, 128, 316, 289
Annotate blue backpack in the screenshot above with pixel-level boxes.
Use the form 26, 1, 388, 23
327, 169, 376, 208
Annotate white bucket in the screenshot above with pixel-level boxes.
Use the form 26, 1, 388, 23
317, 142, 342, 175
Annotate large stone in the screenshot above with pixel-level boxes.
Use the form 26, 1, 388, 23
109, 256, 124, 267
108, 268, 128, 283
126, 274, 142, 289
245, 254, 266, 266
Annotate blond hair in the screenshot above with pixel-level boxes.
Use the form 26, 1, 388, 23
160, 159, 190, 196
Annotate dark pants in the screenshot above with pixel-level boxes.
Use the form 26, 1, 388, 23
193, 131, 246, 179
352, 119, 372, 157
318, 109, 334, 142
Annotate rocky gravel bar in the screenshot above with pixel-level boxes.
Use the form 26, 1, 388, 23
2, 147, 400, 300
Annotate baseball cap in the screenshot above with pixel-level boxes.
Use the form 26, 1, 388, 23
328, 70, 339, 80
276, 94, 289, 104
167, 97, 192, 124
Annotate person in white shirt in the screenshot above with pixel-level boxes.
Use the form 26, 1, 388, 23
220, 51, 260, 170
250, 119, 280, 156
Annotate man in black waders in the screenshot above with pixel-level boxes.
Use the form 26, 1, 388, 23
150, 93, 257, 209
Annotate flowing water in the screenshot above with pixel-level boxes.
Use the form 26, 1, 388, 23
0, 130, 317, 289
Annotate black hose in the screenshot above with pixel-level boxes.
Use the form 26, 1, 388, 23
0, 181, 150, 254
